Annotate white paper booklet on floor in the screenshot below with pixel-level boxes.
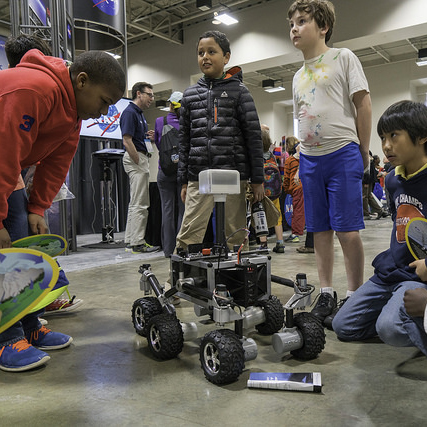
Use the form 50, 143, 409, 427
247, 372, 322, 392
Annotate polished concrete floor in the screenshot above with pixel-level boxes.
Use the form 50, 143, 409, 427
2, 219, 426, 427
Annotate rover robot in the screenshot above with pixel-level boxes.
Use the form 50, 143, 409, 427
131, 170, 325, 385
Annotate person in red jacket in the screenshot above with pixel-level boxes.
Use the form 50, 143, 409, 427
0, 49, 125, 248
0, 47, 125, 372
3, 33, 84, 319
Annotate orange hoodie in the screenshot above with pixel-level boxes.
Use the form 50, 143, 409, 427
0, 49, 81, 227
283, 155, 302, 195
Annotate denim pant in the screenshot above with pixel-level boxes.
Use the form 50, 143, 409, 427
0, 314, 42, 347
333, 279, 427, 355
3, 188, 28, 241
0, 188, 41, 347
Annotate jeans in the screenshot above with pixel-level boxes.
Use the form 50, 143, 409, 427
157, 169, 184, 257
0, 189, 41, 347
0, 313, 42, 346
3, 188, 29, 241
333, 279, 427, 355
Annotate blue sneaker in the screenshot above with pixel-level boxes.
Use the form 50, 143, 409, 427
26, 326, 73, 350
0, 339, 50, 372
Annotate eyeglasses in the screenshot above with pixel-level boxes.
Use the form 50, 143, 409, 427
142, 92, 155, 98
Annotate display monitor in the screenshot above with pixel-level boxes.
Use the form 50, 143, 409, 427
80, 97, 131, 140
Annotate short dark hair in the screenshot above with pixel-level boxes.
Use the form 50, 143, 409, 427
288, 0, 335, 44
5, 33, 52, 68
131, 82, 153, 100
70, 51, 126, 96
198, 30, 231, 56
377, 100, 427, 154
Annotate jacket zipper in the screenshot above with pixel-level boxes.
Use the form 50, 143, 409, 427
214, 98, 218, 125
207, 81, 214, 167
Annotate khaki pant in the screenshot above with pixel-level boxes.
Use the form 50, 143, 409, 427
122, 152, 150, 246
176, 180, 248, 251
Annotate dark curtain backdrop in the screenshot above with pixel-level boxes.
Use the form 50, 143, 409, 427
69, 137, 162, 247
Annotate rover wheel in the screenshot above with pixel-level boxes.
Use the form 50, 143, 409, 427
132, 297, 162, 337
200, 329, 245, 385
147, 313, 184, 360
255, 295, 285, 335
291, 312, 325, 360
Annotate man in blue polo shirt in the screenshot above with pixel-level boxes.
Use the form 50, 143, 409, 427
120, 82, 160, 253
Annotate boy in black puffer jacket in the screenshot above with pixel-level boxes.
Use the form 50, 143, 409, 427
176, 30, 264, 251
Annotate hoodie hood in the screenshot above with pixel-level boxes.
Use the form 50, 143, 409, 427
17, 49, 77, 119
224, 65, 242, 80
198, 65, 243, 87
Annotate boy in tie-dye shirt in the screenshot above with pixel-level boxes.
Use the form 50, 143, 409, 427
288, 0, 372, 328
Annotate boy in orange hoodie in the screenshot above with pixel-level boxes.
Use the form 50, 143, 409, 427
0, 46, 125, 372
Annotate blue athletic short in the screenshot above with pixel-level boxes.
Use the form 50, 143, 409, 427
299, 142, 364, 233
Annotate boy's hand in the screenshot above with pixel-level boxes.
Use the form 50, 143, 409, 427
0, 228, 12, 248
28, 213, 49, 235
409, 260, 427, 282
404, 288, 427, 317
251, 183, 264, 202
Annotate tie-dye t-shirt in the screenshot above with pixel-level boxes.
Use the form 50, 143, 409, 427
293, 47, 369, 156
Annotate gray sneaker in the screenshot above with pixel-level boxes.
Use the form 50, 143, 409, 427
132, 243, 160, 254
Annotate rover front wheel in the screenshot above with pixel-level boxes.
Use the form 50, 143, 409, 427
147, 313, 184, 360
255, 295, 284, 335
200, 329, 245, 385
291, 312, 325, 360
132, 297, 162, 337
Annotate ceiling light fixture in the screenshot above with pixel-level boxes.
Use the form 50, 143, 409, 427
197, 0, 212, 11
265, 86, 286, 93
416, 48, 427, 66
262, 79, 274, 89
212, 12, 221, 25
212, 12, 238, 25
262, 79, 286, 93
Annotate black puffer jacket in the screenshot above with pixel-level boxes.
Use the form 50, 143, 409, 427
178, 66, 264, 185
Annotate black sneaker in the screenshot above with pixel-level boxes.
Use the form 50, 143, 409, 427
272, 243, 285, 253
323, 297, 349, 330
257, 243, 269, 251
311, 291, 337, 323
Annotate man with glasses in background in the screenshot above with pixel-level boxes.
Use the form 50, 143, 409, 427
121, 82, 160, 253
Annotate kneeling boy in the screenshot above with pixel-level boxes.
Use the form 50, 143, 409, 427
333, 100, 427, 356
